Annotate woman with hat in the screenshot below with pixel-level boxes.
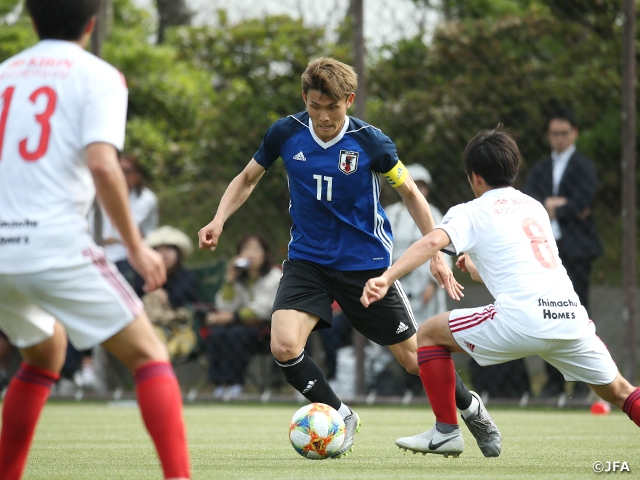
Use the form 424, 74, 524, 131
135, 226, 200, 361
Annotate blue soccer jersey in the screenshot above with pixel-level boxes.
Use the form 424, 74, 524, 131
254, 111, 399, 271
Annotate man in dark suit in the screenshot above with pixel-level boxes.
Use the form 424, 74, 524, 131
524, 107, 603, 399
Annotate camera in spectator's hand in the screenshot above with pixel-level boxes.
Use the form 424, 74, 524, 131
234, 257, 250, 269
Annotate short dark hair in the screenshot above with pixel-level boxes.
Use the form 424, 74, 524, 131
26, 0, 100, 41
545, 106, 578, 131
301, 58, 358, 101
463, 129, 520, 187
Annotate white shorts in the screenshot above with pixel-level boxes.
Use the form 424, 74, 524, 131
449, 304, 618, 385
0, 247, 142, 350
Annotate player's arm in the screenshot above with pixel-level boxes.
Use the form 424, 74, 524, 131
198, 159, 265, 251
385, 162, 463, 301
87, 142, 165, 292
362, 228, 452, 307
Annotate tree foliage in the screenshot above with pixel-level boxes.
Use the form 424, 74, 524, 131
0, 0, 636, 279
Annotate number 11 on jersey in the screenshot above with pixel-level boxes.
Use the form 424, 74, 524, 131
314, 174, 333, 201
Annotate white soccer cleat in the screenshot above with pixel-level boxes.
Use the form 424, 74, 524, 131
331, 408, 361, 458
396, 426, 464, 458
461, 391, 502, 457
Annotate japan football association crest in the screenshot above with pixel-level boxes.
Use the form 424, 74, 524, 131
338, 150, 359, 175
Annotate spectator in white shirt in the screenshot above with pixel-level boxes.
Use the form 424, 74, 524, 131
92, 153, 158, 283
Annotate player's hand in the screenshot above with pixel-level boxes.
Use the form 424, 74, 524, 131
456, 254, 468, 272
198, 219, 223, 251
430, 251, 464, 301
457, 253, 483, 283
361, 276, 391, 307
127, 245, 167, 293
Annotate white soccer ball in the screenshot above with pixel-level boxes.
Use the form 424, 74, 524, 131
289, 403, 345, 460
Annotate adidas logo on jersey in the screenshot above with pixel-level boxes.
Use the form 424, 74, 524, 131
396, 322, 409, 334
464, 341, 476, 352
302, 379, 317, 394
293, 151, 306, 161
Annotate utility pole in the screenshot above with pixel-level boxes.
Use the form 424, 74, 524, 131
352, 0, 368, 397
353, 0, 366, 120
621, 0, 637, 382
90, 0, 111, 245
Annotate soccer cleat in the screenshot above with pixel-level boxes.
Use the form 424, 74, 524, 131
461, 391, 502, 457
395, 426, 464, 458
331, 408, 361, 458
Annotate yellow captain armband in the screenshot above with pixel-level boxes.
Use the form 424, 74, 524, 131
383, 160, 408, 188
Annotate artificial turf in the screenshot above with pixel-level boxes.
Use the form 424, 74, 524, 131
19, 401, 638, 479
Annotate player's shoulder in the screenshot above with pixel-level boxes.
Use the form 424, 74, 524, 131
346, 116, 387, 140
76, 50, 125, 86
272, 111, 309, 132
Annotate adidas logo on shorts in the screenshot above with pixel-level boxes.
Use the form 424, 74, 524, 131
396, 322, 409, 334
293, 151, 306, 161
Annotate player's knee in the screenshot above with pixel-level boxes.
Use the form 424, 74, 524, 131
270, 336, 301, 362
416, 322, 437, 347
402, 358, 419, 375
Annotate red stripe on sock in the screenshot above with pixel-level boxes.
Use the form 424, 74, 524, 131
0, 363, 59, 480
417, 346, 458, 425
623, 388, 640, 427
135, 361, 190, 479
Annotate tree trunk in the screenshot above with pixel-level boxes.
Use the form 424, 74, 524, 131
155, 0, 191, 44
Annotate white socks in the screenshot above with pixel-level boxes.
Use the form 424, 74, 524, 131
337, 403, 351, 419
460, 395, 480, 418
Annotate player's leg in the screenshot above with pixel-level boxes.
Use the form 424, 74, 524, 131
396, 306, 507, 457
0, 274, 67, 480
31, 251, 190, 480
271, 260, 360, 457
589, 373, 639, 425
386, 333, 476, 416
394, 312, 464, 456
0, 321, 65, 480
271, 308, 359, 457
102, 314, 190, 480
543, 330, 640, 428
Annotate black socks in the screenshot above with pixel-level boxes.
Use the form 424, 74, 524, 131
277, 350, 341, 411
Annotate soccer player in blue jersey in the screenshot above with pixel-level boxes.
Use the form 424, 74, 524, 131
198, 57, 501, 458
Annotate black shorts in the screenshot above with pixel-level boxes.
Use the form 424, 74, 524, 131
272, 259, 416, 346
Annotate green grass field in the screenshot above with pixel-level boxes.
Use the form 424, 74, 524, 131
21, 401, 638, 479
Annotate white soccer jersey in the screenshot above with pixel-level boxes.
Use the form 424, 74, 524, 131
0, 40, 127, 274
437, 187, 591, 339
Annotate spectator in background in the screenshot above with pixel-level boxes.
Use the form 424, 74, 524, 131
83, 153, 159, 389
382, 164, 449, 396
135, 226, 200, 362
205, 235, 281, 399
386, 164, 448, 323
94, 152, 159, 283
524, 107, 603, 399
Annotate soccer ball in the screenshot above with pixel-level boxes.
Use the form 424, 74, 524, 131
289, 403, 345, 459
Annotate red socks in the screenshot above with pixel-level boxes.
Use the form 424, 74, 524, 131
623, 388, 640, 427
0, 362, 59, 480
418, 346, 458, 425
135, 361, 190, 480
